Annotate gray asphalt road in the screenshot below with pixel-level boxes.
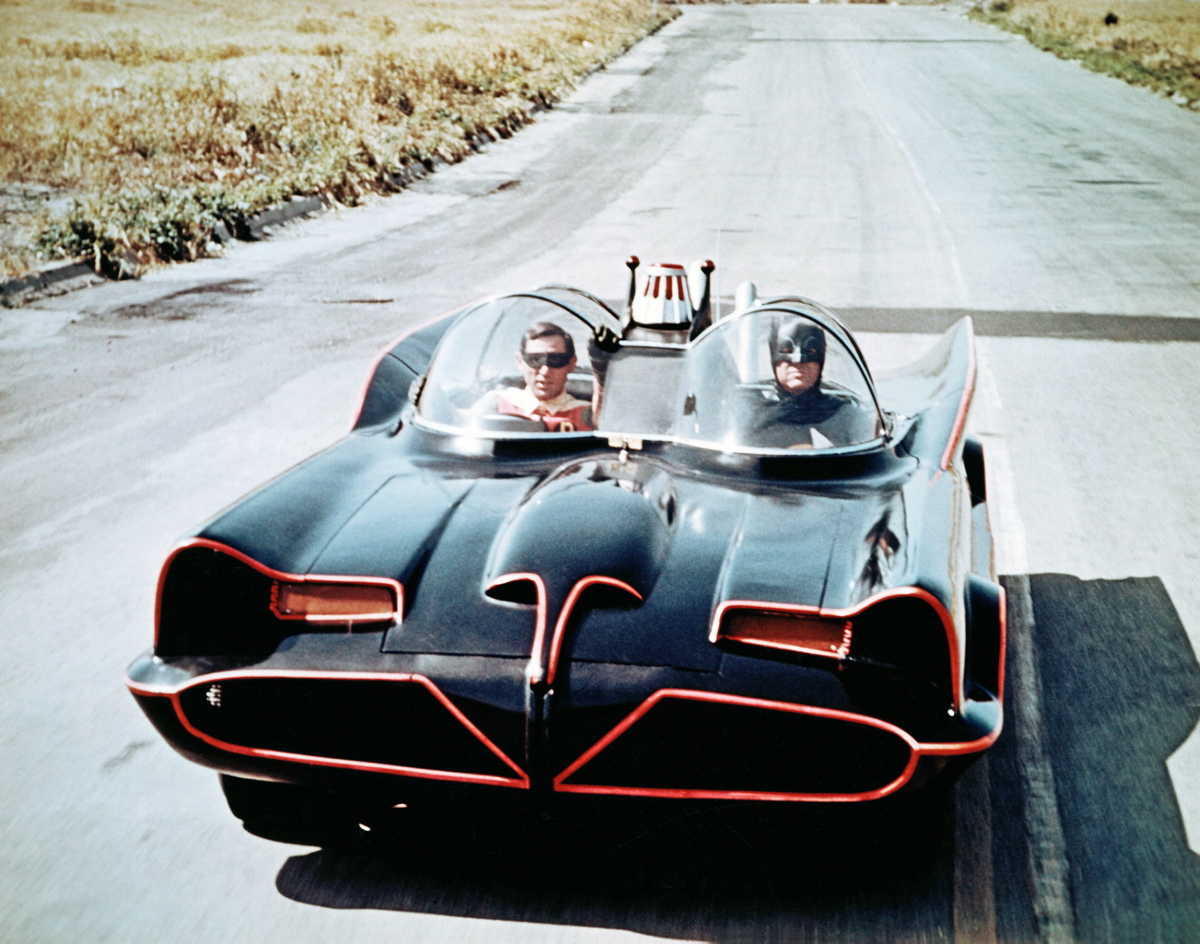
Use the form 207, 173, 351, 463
3, 6, 1200, 941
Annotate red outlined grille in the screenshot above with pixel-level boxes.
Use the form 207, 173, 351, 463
135, 671, 528, 789
555, 690, 918, 801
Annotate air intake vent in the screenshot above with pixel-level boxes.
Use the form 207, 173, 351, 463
557, 691, 915, 799
178, 675, 521, 783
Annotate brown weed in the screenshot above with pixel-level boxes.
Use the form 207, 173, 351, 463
0, 0, 677, 276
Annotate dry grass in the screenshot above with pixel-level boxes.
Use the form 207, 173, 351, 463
0, 0, 676, 278
971, 0, 1200, 107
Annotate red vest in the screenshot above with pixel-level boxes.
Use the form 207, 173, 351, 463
496, 397, 593, 432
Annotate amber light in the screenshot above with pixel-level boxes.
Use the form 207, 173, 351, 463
721, 610, 852, 659
272, 581, 397, 623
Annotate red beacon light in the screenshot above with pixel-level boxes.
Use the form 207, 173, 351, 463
623, 256, 715, 340
632, 262, 693, 327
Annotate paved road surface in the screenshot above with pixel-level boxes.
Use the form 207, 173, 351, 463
2, 6, 1199, 941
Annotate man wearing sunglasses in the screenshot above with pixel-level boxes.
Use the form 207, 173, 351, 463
475, 322, 594, 432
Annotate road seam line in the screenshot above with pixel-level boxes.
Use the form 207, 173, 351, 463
954, 755, 997, 943
1005, 574, 1075, 942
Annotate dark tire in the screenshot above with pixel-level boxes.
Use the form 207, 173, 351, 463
219, 775, 362, 847
861, 781, 954, 867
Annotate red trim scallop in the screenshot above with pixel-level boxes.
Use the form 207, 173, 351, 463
486, 572, 549, 688
545, 576, 642, 687
154, 538, 403, 647
711, 586, 963, 712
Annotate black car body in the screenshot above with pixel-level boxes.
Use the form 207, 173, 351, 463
127, 265, 1005, 835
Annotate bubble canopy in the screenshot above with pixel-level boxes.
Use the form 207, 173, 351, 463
414, 291, 887, 455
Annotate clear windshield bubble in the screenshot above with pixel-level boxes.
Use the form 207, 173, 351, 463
670, 310, 881, 450
417, 298, 882, 452
418, 296, 600, 434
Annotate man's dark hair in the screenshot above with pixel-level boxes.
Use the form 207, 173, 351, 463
521, 321, 575, 359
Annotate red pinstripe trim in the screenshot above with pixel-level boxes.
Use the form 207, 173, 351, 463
711, 586, 962, 711
910, 584, 1007, 756
918, 707, 1004, 756
545, 577, 642, 687
349, 298, 485, 429
996, 583, 1007, 700
486, 573, 548, 687
155, 539, 403, 647
553, 689, 921, 802
940, 318, 977, 471
127, 670, 529, 789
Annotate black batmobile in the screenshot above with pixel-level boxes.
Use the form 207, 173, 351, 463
126, 258, 1005, 841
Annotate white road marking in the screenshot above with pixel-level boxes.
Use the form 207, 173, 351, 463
970, 355, 1027, 576
1004, 575, 1075, 943
844, 51, 971, 309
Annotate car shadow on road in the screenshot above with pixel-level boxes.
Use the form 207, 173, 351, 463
275, 792, 955, 940
1017, 574, 1200, 943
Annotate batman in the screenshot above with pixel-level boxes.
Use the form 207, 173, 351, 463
750, 317, 872, 449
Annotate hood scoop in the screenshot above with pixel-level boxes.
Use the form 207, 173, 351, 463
486, 458, 676, 602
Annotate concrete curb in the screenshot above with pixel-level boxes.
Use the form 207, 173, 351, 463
0, 194, 330, 308
244, 195, 327, 240
1, 258, 105, 308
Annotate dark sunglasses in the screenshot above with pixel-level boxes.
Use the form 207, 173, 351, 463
775, 342, 821, 364
522, 351, 572, 369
